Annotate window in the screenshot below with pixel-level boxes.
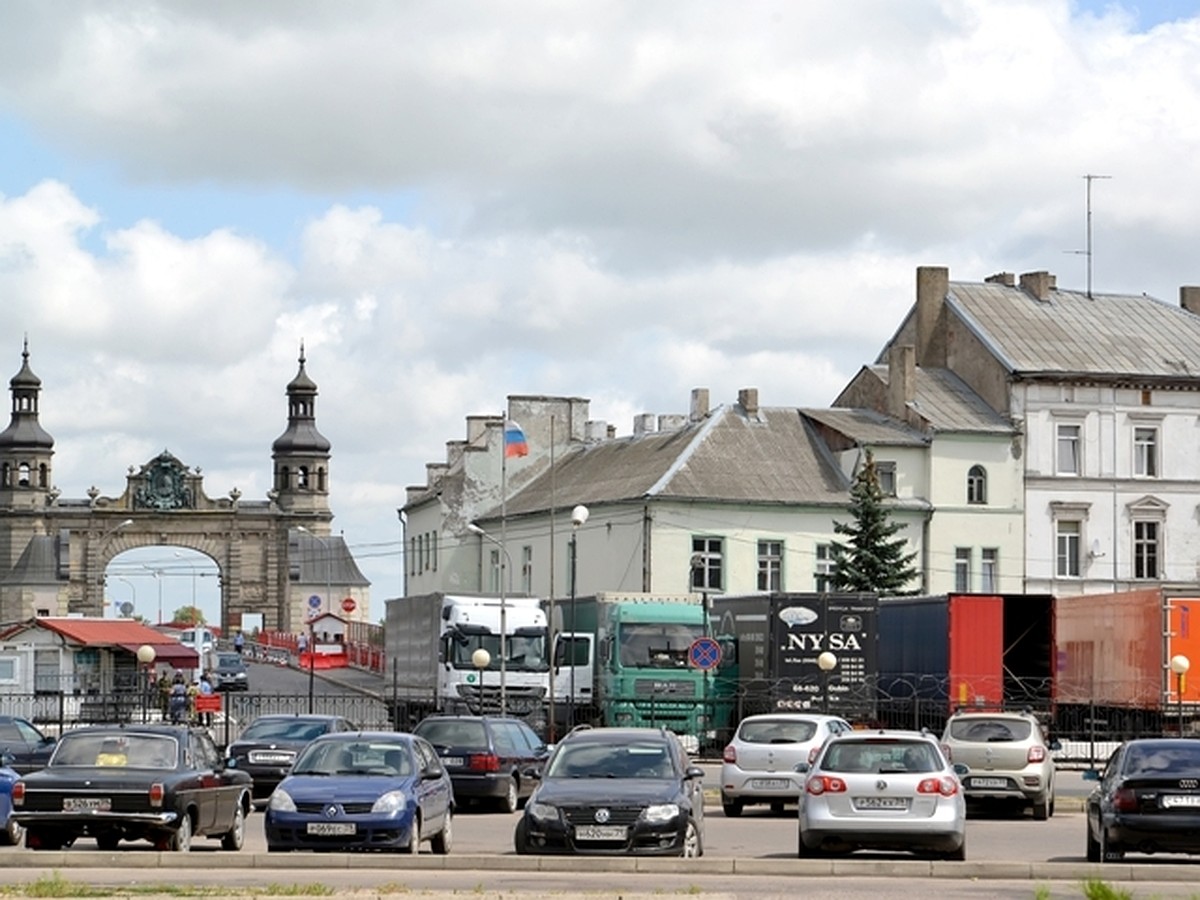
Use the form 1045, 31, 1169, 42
0, 658, 16, 683
430, 532, 438, 572
1134, 427, 1159, 477
967, 465, 987, 504
690, 537, 723, 592
1134, 521, 1160, 579
954, 548, 971, 592
521, 545, 533, 594
815, 544, 836, 592
486, 548, 502, 592
981, 548, 998, 592
1057, 424, 1081, 475
875, 461, 897, 496
757, 540, 782, 591
1056, 521, 1081, 577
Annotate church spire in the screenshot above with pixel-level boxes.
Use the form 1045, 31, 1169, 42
271, 343, 331, 510
0, 340, 55, 497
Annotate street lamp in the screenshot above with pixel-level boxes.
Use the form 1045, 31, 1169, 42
136, 644, 156, 723
297, 527, 331, 716
467, 523, 513, 717
472, 648, 491, 715
568, 505, 589, 731
1170, 654, 1190, 737
817, 651, 838, 715
115, 577, 136, 618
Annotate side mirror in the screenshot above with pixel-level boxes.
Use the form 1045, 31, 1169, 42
425, 766, 445, 780
685, 765, 704, 780
1082, 769, 1101, 782
0, 750, 15, 768
953, 763, 970, 776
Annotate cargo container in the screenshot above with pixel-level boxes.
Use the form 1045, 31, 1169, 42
1054, 588, 1200, 736
710, 593, 879, 734
876, 593, 1054, 730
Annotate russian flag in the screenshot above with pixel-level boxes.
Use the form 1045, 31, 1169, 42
504, 420, 529, 458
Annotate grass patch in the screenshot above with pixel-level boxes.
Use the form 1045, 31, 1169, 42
1080, 879, 1134, 900
0, 874, 334, 899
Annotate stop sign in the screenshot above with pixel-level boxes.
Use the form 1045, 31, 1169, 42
341, 597, 356, 614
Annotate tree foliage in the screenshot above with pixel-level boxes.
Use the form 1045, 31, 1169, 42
830, 450, 919, 594
172, 605, 205, 626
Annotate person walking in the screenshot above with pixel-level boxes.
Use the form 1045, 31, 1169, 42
197, 673, 215, 726
234, 630, 245, 656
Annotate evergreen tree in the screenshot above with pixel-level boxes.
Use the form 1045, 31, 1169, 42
830, 450, 919, 594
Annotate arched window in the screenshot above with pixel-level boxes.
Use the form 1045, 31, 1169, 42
38, 463, 48, 487
967, 465, 987, 505
17, 462, 30, 487
277, 466, 290, 491
297, 466, 309, 488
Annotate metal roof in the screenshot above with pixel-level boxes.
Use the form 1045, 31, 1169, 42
4, 617, 200, 667
866, 366, 1014, 434
800, 407, 929, 446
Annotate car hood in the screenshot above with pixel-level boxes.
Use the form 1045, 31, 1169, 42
276, 773, 418, 803
532, 777, 684, 807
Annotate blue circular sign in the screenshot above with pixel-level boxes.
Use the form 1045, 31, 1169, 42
307, 594, 322, 609
689, 636, 722, 670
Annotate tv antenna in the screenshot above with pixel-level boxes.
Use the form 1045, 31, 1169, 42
1065, 174, 1111, 299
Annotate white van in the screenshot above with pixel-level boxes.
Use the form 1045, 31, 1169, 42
179, 626, 217, 672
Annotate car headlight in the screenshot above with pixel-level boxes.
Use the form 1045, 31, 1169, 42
267, 790, 296, 813
641, 802, 680, 824
527, 801, 560, 822
371, 790, 409, 815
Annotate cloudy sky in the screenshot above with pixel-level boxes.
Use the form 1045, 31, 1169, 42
2, 1, 1198, 626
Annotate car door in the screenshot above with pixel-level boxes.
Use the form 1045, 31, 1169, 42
504, 721, 548, 796
413, 738, 450, 832
188, 731, 223, 834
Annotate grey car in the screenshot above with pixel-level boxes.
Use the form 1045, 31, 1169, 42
941, 709, 1058, 820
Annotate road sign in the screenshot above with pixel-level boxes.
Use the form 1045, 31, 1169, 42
307, 594, 322, 610
341, 597, 357, 614
688, 636, 722, 670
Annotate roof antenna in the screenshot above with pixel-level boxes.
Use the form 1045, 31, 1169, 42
1065, 174, 1111, 299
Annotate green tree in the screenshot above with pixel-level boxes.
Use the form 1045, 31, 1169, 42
830, 450, 919, 594
172, 605, 205, 626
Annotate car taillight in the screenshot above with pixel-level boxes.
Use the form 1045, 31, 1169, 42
723, 745, 737, 764
468, 753, 500, 773
806, 775, 847, 795
149, 783, 165, 807
11, 782, 23, 806
917, 777, 959, 797
1113, 787, 1139, 812
1028, 746, 1047, 763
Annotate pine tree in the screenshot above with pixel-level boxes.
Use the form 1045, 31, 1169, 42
830, 450, 919, 594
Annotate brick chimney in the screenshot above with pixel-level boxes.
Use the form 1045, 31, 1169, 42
737, 388, 759, 417
916, 266, 949, 367
1181, 286, 1200, 316
888, 345, 916, 420
689, 388, 710, 422
985, 272, 1015, 286
1019, 271, 1056, 301
633, 413, 656, 436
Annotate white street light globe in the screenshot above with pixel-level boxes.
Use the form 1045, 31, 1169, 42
472, 648, 491, 670
817, 651, 838, 672
136, 644, 156, 666
1171, 654, 1191, 676
571, 505, 589, 527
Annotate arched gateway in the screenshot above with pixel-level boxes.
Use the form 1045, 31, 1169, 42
0, 343, 369, 632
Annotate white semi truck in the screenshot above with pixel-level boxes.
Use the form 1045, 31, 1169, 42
384, 593, 549, 731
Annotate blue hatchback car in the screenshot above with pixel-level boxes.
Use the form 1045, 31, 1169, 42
0, 755, 22, 846
263, 732, 453, 854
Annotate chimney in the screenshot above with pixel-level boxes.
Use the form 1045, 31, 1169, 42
1019, 271, 1054, 301
607, 424, 616, 439
633, 413, 656, 436
916, 266, 949, 367
584, 420, 608, 442
737, 388, 759, 417
1181, 286, 1200, 316
689, 388, 710, 422
888, 345, 916, 419
985, 272, 1015, 286
658, 414, 686, 431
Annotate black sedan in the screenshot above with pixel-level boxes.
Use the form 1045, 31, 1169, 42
226, 714, 357, 805
1086, 737, 1200, 862
0, 715, 56, 775
12, 724, 252, 851
514, 726, 705, 857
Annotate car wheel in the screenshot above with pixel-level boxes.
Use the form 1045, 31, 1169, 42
221, 802, 246, 851
95, 833, 120, 852
0, 815, 24, 847
1049, 795, 1056, 818
171, 813, 193, 852
430, 808, 452, 855
770, 801, 786, 815
944, 837, 966, 861
403, 814, 421, 854
1100, 827, 1123, 863
499, 776, 519, 814
1032, 797, 1050, 821
797, 833, 819, 858
26, 828, 62, 851
1086, 822, 1101, 863
514, 817, 531, 855
679, 818, 702, 858
722, 796, 744, 818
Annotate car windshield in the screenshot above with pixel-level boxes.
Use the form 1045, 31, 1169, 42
414, 720, 487, 749
947, 718, 1033, 742
293, 740, 413, 776
240, 719, 330, 741
617, 623, 705, 668
739, 719, 818, 743
547, 741, 675, 779
216, 654, 242, 669
51, 732, 178, 769
1124, 744, 1200, 776
821, 740, 939, 774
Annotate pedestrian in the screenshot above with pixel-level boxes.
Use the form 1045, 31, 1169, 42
297, 631, 308, 662
168, 673, 188, 724
234, 630, 245, 656
158, 670, 173, 718
197, 673, 214, 726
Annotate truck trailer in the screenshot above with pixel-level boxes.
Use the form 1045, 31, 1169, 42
384, 592, 549, 731
876, 593, 1055, 731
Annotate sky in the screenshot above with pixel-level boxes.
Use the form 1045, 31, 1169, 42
2, 0, 1200, 627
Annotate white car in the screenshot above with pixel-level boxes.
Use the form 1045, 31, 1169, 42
798, 729, 966, 860
719, 713, 852, 816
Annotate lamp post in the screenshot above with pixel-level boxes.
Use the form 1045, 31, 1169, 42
568, 505, 589, 731
116, 577, 136, 618
472, 648, 491, 716
1170, 654, 1190, 737
817, 651, 838, 715
297, 527, 332, 715
467, 523, 513, 717
136, 644, 156, 723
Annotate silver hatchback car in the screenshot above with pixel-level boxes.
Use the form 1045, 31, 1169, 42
940, 709, 1058, 820
798, 729, 966, 860
720, 713, 852, 817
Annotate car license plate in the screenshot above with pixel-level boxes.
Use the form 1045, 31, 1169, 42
574, 824, 627, 841
306, 822, 356, 836
750, 778, 792, 791
969, 777, 1008, 789
63, 797, 111, 812
1161, 794, 1200, 808
853, 796, 909, 810
442, 756, 465, 767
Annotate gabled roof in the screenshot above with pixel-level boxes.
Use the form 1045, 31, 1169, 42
800, 408, 929, 446
865, 366, 1014, 434
500, 404, 850, 516
2, 617, 199, 667
947, 281, 1200, 379
0, 535, 60, 585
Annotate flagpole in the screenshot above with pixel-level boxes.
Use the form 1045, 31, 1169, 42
500, 413, 508, 719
